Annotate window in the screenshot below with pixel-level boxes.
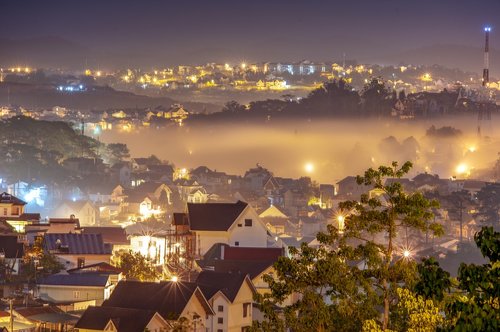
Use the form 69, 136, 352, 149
218, 317, 223, 324
74, 291, 80, 299
243, 303, 251, 318
218, 330, 223, 332
234, 241, 239, 246
237, 224, 242, 227
3, 208, 7, 216
244, 219, 252, 227
218, 305, 224, 312
77, 257, 85, 268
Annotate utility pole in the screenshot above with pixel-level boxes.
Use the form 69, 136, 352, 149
9, 298, 13, 332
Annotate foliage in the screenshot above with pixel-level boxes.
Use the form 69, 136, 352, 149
113, 250, 160, 281
414, 257, 451, 302
474, 183, 500, 227
425, 125, 462, 138
338, 161, 442, 330
21, 237, 63, 282
444, 226, 500, 331
251, 241, 378, 332
302, 79, 360, 116
364, 288, 444, 332
252, 161, 442, 331
106, 143, 130, 165
360, 77, 393, 117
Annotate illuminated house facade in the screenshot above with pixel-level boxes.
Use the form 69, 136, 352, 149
178, 201, 268, 257
0, 192, 26, 218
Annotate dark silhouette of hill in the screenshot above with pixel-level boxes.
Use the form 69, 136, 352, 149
0, 36, 90, 69
0, 82, 217, 112
375, 44, 499, 75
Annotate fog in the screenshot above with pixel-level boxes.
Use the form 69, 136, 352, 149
100, 116, 500, 184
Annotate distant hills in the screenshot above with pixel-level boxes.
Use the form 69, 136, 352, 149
373, 44, 499, 74
0, 82, 218, 112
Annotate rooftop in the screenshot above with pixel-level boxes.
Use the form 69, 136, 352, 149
187, 200, 248, 231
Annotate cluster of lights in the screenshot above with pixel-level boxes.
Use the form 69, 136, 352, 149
57, 85, 85, 92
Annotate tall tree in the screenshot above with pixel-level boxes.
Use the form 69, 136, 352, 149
252, 161, 443, 331
113, 250, 160, 281
338, 161, 443, 330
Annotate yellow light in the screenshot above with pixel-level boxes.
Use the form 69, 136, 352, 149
455, 163, 469, 176
96, 71, 102, 77
304, 163, 314, 173
241, 63, 246, 69
468, 146, 476, 153
403, 249, 411, 258
421, 73, 432, 82
171, 276, 178, 282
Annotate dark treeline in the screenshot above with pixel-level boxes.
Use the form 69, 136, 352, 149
190, 78, 497, 123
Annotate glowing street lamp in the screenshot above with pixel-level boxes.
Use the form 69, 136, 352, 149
304, 162, 314, 174
337, 214, 345, 234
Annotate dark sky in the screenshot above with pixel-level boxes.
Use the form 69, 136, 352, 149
1, 0, 500, 69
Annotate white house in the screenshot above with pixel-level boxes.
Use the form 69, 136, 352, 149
53, 200, 97, 226
183, 200, 268, 256
196, 271, 256, 332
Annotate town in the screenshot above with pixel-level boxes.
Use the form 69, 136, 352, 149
1, 1, 500, 331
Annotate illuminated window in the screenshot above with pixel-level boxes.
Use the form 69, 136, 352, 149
74, 291, 80, 299
77, 258, 85, 268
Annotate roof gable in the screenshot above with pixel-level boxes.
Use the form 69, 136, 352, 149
103, 281, 212, 320
187, 201, 248, 231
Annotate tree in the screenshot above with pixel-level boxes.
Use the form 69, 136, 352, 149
21, 237, 63, 283
361, 77, 392, 117
364, 288, 444, 332
302, 79, 360, 116
414, 257, 451, 302
252, 161, 443, 331
445, 226, 500, 331
338, 161, 443, 330
106, 143, 130, 164
113, 250, 160, 281
222, 100, 245, 114
474, 183, 500, 228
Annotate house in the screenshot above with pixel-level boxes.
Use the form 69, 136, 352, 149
37, 273, 115, 305
319, 184, 335, 209
336, 176, 371, 199
100, 280, 214, 331
52, 201, 97, 226
243, 165, 272, 193
196, 271, 256, 332
179, 201, 268, 256
0, 192, 26, 218
44, 233, 112, 269
0, 235, 24, 276
1, 213, 40, 234
46, 216, 80, 234
75, 306, 169, 332
109, 163, 132, 187
80, 227, 129, 253
15, 306, 78, 331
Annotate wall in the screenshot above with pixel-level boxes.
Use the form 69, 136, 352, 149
37, 285, 105, 303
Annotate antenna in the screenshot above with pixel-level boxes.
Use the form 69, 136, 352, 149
483, 26, 491, 86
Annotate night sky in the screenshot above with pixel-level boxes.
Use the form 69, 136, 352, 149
1, 0, 500, 69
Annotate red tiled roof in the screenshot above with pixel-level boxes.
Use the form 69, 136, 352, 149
223, 247, 283, 261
